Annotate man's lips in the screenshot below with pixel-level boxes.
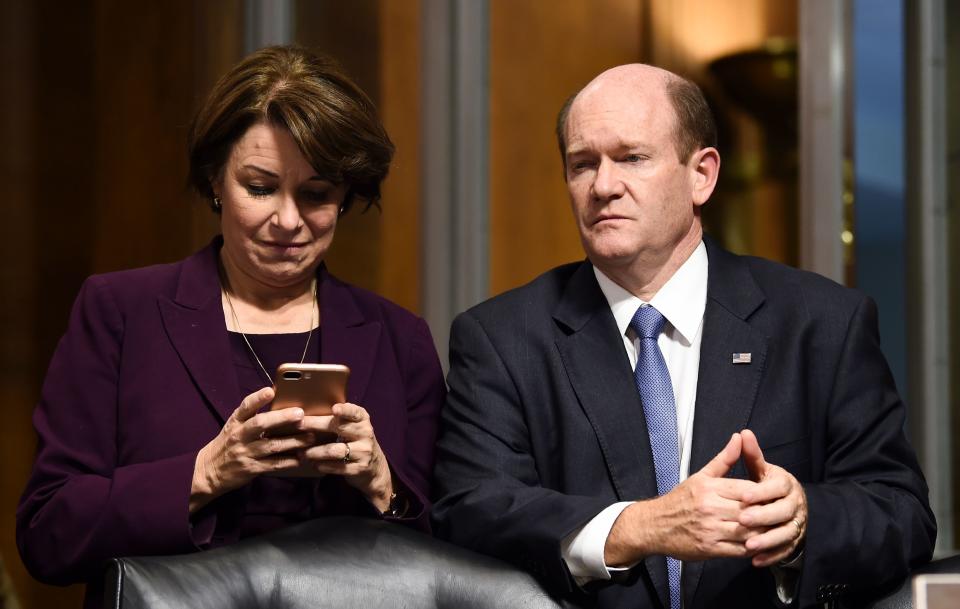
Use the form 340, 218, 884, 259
590, 215, 630, 226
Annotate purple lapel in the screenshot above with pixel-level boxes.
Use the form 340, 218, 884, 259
157, 242, 381, 421
317, 267, 380, 405
158, 239, 241, 423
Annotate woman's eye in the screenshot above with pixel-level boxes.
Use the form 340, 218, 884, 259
246, 184, 275, 198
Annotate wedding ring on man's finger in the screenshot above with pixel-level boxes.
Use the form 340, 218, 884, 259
342, 442, 352, 463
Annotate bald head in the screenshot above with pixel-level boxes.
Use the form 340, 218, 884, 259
556, 63, 717, 170
583, 63, 676, 96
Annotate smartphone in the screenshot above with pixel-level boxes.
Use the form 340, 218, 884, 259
270, 363, 350, 416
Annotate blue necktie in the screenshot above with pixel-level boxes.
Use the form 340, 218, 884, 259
630, 305, 681, 609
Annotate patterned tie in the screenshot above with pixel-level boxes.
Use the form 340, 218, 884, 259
630, 305, 681, 609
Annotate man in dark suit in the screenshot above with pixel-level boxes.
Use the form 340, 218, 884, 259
432, 64, 935, 608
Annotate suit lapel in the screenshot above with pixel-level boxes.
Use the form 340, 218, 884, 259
159, 239, 241, 423
684, 239, 768, 609
553, 262, 669, 609
157, 246, 382, 422
318, 267, 380, 405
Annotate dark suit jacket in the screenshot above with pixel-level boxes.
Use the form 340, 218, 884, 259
17, 239, 445, 604
432, 238, 935, 609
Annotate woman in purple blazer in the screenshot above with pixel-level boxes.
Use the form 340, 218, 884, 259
16, 46, 445, 607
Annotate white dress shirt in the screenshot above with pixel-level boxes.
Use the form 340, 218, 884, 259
561, 241, 708, 582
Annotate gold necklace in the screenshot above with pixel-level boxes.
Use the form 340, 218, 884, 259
223, 280, 318, 385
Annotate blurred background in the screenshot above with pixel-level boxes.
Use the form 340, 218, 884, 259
1, 1, 957, 607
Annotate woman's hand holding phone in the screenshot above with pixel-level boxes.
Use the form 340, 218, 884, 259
189, 387, 319, 513
188, 363, 394, 511
297, 402, 394, 512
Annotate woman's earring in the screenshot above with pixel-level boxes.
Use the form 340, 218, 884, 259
338, 205, 345, 216
213, 197, 222, 210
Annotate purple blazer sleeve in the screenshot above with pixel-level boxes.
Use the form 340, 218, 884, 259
385, 316, 445, 530
16, 276, 200, 585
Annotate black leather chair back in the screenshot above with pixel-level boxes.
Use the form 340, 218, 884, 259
104, 515, 960, 609
105, 517, 569, 609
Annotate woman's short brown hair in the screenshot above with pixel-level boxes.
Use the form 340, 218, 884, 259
188, 45, 394, 214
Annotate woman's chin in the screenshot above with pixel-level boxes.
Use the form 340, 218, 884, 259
244, 263, 316, 290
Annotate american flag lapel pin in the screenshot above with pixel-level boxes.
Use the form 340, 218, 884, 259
732, 353, 752, 364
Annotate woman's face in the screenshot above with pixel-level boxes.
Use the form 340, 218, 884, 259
216, 122, 346, 290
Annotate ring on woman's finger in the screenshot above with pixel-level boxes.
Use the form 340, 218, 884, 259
342, 442, 352, 463
792, 518, 802, 538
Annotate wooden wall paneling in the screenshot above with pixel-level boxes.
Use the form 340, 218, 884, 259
646, 0, 774, 79
91, 0, 201, 274
0, 1, 43, 607
2, 1, 230, 606
190, 0, 245, 251
9, 1, 97, 605
645, 0, 798, 264
295, 0, 384, 295
32, 1, 100, 385
378, 0, 422, 313
488, 0, 644, 295
0, 0, 37, 389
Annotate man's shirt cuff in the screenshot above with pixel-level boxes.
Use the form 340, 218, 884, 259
773, 549, 805, 604
561, 501, 636, 585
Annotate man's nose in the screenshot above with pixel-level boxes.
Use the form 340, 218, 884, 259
591, 158, 625, 200
272, 192, 303, 231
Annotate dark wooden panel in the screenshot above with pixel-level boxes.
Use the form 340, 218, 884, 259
376, 0, 422, 313
295, 0, 383, 295
1, 1, 241, 606
489, 0, 644, 294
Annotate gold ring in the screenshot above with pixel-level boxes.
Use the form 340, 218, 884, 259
342, 442, 352, 463
792, 518, 802, 538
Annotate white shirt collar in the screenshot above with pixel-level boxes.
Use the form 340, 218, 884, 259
592, 240, 708, 345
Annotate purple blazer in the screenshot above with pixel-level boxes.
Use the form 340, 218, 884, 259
16, 239, 445, 598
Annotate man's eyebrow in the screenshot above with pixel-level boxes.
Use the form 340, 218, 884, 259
567, 140, 648, 156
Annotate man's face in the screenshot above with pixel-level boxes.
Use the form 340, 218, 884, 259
563, 73, 704, 274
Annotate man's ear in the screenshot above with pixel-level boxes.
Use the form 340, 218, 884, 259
689, 147, 720, 207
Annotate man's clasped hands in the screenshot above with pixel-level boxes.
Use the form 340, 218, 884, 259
605, 429, 808, 569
